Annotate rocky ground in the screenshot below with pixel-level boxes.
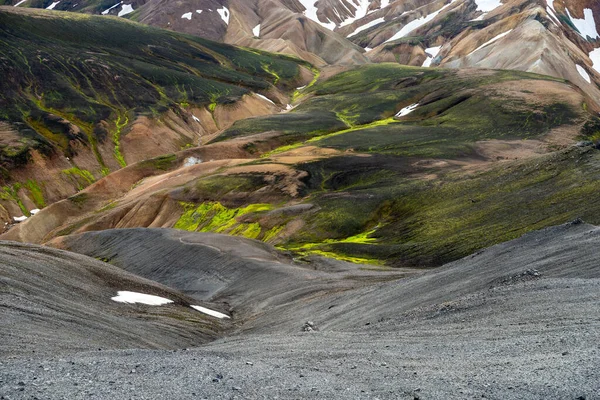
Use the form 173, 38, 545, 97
1, 221, 600, 399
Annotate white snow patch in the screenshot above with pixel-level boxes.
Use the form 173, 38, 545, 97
365, 47, 373, 51
395, 103, 419, 117
474, 0, 502, 13
286, 104, 294, 110
184, 157, 202, 167
181, 12, 192, 20
255, 93, 275, 105
30, 209, 40, 215
348, 17, 385, 37
297, 0, 336, 30
14, 0, 27, 6
217, 7, 230, 25
253, 24, 261, 37
191, 305, 230, 319
101, 1, 122, 15
13, 215, 27, 222
339, 0, 373, 28
589, 48, 600, 73
385, 0, 457, 43
192, 114, 201, 122
470, 13, 486, 21
296, 85, 307, 90
196, 9, 202, 14
576, 64, 591, 83
565, 8, 599, 40
422, 46, 441, 67
118, 3, 133, 17
111, 291, 173, 305
545, 6, 559, 25
46, 1, 59, 9
469, 29, 512, 55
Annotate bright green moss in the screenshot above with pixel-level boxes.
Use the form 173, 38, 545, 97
0, 183, 28, 216
62, 167, 96, 191
23, 179, 45, 208
174, 202, 273, 238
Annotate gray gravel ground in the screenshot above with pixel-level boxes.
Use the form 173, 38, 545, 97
2, 222, 600, 399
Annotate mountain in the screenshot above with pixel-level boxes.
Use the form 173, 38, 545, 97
0, 239, 233, 356
4, 0, 369, 66
2, 222, 599, 398
0, 7, 312, 218
7, 0, 598, 104
338, 0, 600, 105
5, 61, 600, 269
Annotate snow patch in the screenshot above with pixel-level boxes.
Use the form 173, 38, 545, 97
348, 17, 385, 37
181, 12, 192, 20
589, 48, 600, 73
184, 157, 202, 167
385, 0, 457, 43
192, 114, 201, 122
196, 9, 202, 14
14, 0, 27, 6
101, 1, 122, 15
13, 215, 27, 222
46, 1, 59, 9
191, 305, 230, 319
576, 64, 591, 83
469, 29, 512, 55
30, 209, 40, 215
422, 46, 441, 67
255, 93, 275, 105
217, 7, 230, 25
395, 103, 419, 117
565, 8, 599, 40
339, 0, 373, 28
474, 0, 502, 13
118, 3, 133, 17
111, 291, 173, 305
297, 0, 336, 30
253, 24, 261, 37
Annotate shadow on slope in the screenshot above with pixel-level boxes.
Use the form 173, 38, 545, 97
0, 241, 233, 357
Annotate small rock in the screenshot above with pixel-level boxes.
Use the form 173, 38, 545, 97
303, 321, 317, 332
232, 386, 241, 391
245, 362, 253, 366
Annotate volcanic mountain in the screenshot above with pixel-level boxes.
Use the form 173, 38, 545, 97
1, 2, 600, 398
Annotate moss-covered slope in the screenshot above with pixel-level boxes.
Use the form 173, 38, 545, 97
0, 7, 308, 173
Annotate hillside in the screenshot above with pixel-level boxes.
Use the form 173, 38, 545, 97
7, 0, 599, 107
5, 62, 600, 269
0, 7, 312, 218
1, 222, 599, 398
0, 240, 234, 356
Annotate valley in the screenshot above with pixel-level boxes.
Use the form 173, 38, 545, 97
0, 2, 599, 398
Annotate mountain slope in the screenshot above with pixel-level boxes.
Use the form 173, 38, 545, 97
339, 0, 600, 105
5, 63, 600, 269
0, 7, 312, 219
2, 222, 599, 398
0, 240, 233, 357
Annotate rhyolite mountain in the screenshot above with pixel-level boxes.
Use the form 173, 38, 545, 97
1, 6, 600, 272
6, 0, 600, 104
1, 3, 600, 398
0, 7, 313, 217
